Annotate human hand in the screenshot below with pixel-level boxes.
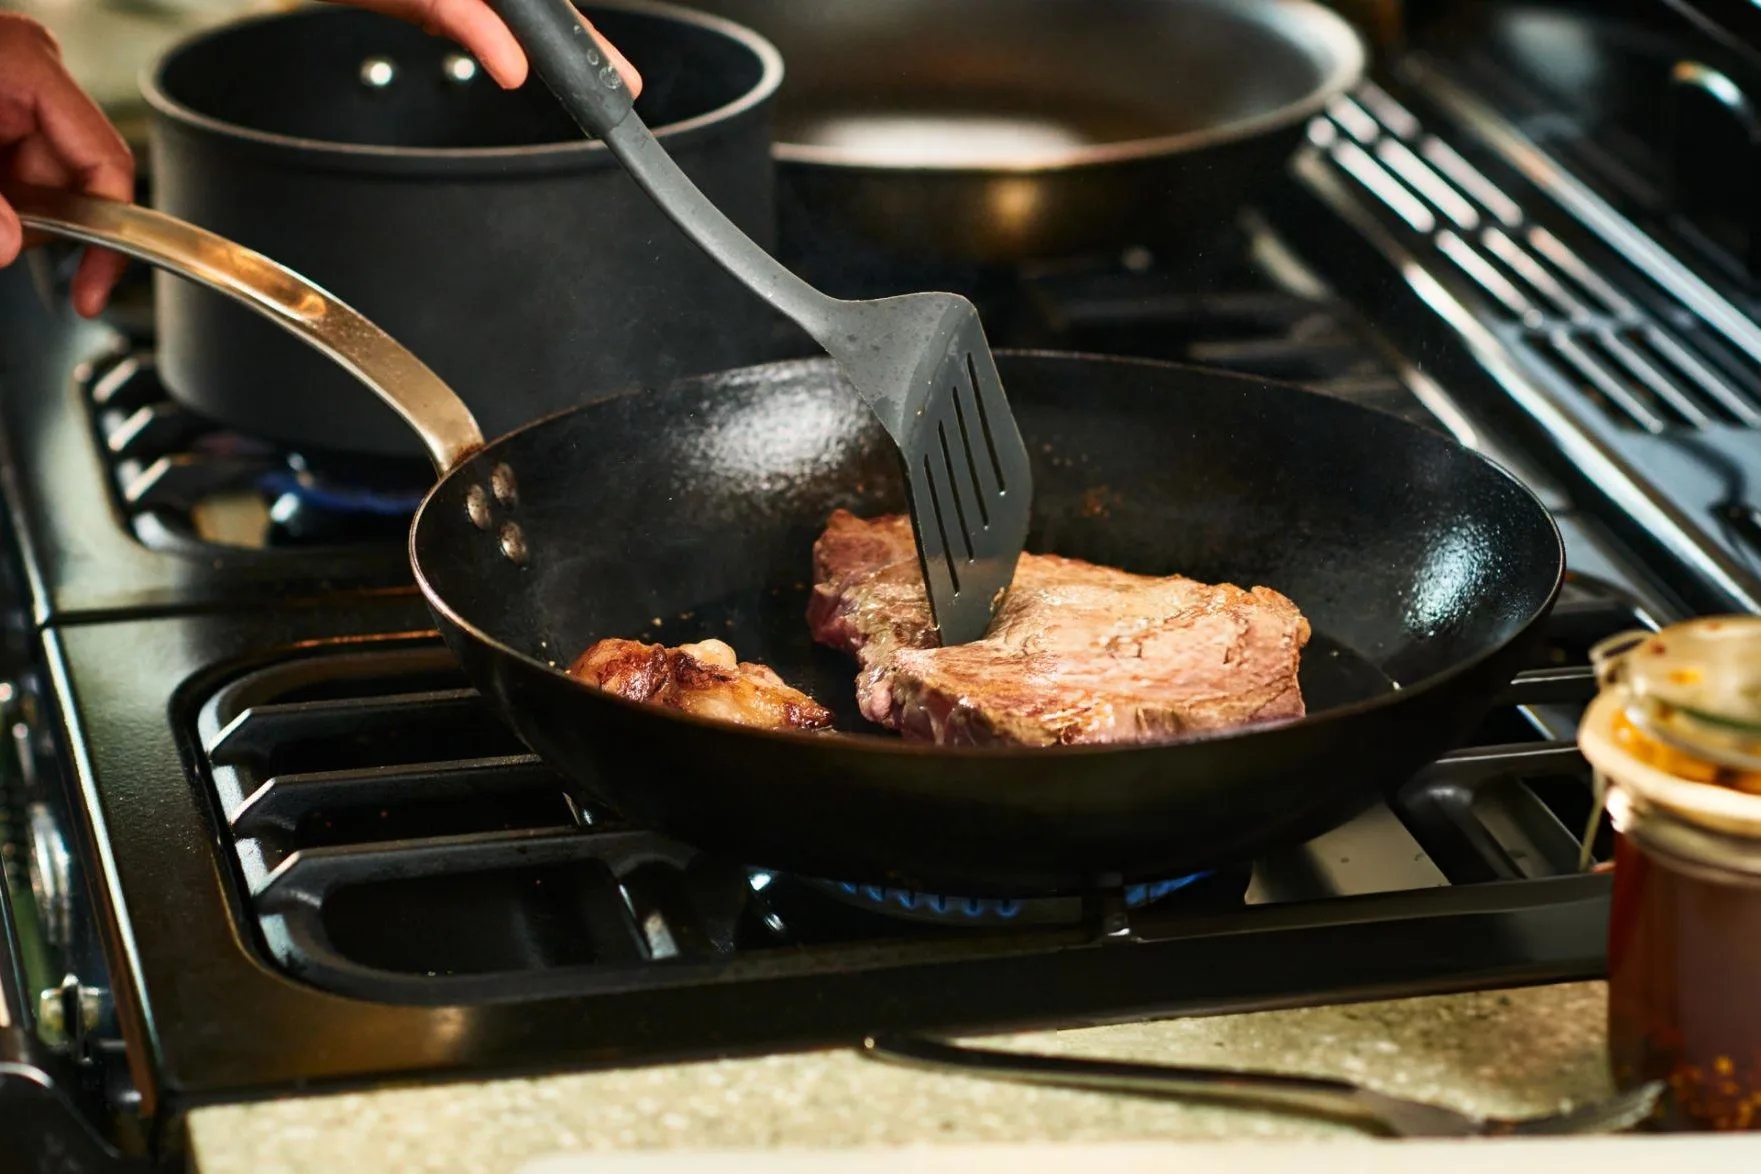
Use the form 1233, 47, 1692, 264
326, 0, 644, 93
0, 14, 135, 318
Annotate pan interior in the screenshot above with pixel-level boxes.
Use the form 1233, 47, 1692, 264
416, 355, 1561, 741
685, 0, 1363, 165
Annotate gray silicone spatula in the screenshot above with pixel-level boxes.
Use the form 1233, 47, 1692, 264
486, 0, 1031, 645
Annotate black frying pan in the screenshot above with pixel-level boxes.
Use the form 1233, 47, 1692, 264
18, 189, 1565, 896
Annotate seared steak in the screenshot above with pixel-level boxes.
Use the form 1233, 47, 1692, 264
570, 638, 833, 732
807, 510, 1310, 746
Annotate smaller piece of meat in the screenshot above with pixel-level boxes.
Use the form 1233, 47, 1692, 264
569, 638, 832, 732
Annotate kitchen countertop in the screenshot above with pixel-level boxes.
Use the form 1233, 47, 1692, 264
187, 980, 1670, 1173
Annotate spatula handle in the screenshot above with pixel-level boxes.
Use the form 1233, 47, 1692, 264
486, 0, 633, 135
484, 0, 839, 334
861, 1035, 1468, 1138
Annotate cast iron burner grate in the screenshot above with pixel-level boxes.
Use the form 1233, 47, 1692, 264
1272, 75, 1761, 600
80, 350, 433, 552
188, 579, 1648, 1011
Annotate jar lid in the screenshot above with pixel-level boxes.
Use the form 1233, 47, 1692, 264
1591, 618, 1761, 770
1599, 777, 1761, 879
1582, 688, 1761, 841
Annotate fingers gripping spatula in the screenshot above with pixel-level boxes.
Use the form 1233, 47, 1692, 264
486, 0, 1031, 644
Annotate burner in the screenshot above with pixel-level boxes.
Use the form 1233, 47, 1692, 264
260, 451, 429, 544
793, 871, 1220, 926
81, 350, 431, 550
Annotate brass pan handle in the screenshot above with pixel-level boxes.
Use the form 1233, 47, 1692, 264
7, 183, 485, 474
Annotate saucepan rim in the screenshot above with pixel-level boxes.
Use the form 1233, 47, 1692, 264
139, 0, 784, 170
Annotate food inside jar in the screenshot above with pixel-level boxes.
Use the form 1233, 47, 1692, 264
1610, 708, 1761, 794
1606, 833, 1761, 1130
1586, 617, 1761, 1131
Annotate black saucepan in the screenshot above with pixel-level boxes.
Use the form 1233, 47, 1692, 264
144, 1, 785, 456
16, 189, 1564, 896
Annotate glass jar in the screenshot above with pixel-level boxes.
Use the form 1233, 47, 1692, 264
1582, 618, 1761, 1131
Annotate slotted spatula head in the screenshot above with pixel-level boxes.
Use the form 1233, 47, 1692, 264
819, 291, 1034, 645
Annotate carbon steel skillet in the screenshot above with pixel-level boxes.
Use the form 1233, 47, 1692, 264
13, 186, 1566, 896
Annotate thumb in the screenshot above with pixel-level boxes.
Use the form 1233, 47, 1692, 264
0, 197, 21, 268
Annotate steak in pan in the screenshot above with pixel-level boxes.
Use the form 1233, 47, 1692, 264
572, 511, 1310, 744
806, 510, 1310, 746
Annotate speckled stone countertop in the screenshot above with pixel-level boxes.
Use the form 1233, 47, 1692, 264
189, 981, 1636, 1173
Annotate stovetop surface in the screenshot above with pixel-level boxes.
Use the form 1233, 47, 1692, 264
1, 186, 1683, 1111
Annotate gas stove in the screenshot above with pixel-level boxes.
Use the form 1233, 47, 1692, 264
4, 1, 1761, 1168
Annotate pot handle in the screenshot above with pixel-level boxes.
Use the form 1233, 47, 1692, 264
7, 184, 486, 475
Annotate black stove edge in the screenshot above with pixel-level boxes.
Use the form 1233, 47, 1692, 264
0, 845, 1608, 1171
177, 876, 1610, 1111
0, 742, 144, 1173
0, 866, 1608, 1171
163, 876, 1612, 1115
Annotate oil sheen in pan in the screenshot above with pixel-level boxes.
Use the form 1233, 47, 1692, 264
783, 90, 1173, 167
641, 583, 1396, 741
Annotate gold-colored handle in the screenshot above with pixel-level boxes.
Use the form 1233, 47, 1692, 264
8, 184, 485, 474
